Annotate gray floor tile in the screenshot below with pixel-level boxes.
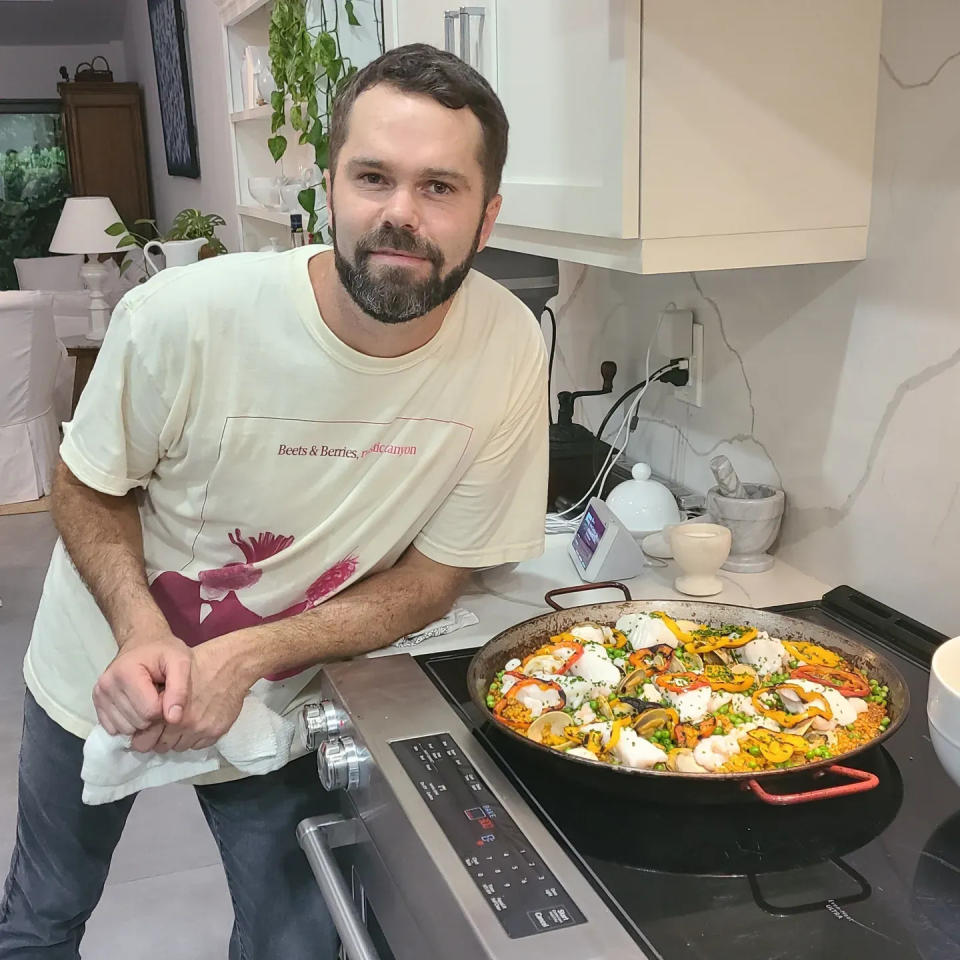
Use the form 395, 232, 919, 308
81, 863, 234, 959
107, 783, 222, 885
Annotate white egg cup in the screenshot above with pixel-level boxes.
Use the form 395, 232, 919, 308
667, 522, 732, 597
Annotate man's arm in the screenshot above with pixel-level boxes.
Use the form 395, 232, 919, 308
152, 547, 471, 752
237, 545, 469, 676
51, 459, 192, 736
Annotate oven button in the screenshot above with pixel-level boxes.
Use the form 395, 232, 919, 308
300, 701, 349, 749
317, 736, 365, 792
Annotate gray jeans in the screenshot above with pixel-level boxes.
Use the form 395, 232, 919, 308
0, 690, 339, 959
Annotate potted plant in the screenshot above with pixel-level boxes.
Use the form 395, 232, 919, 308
105, 208, 228, 279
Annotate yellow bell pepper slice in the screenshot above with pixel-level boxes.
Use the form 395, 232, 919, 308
783, 640, 842, 668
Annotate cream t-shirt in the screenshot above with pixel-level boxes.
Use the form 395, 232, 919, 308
25, 245, 547, 779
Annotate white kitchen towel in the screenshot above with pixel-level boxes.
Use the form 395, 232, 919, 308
391, 606, 478, 648
82, 607, 476, 804
81, 695, 297, 805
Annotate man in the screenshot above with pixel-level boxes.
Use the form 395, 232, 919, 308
0, 44, 547, 958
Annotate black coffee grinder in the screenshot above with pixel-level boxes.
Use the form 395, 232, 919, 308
549, 361, 628, 511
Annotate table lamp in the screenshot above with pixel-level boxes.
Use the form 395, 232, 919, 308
49, 196, 124, 341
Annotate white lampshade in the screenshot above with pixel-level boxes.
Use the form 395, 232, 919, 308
50, 196, 124, 255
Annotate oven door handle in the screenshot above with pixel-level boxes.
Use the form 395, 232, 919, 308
297, 813, 382, 960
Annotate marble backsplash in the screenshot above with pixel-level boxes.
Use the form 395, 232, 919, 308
546, 0, 960, 635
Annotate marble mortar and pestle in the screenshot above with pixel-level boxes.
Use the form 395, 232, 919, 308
705, 455, 785, 573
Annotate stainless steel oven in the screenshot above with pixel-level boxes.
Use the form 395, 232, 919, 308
296, 653, 645, 960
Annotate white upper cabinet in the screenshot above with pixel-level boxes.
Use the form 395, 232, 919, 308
384, 0, 883, 275
494, 1, 641, 238
384, 2, 640, 239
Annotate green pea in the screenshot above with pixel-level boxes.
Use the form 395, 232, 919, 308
748, 746, 761, 756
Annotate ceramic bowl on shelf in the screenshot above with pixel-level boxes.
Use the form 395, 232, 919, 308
248, 176, 282, 209
928, 636, 960, 788
280, 182, 307, 214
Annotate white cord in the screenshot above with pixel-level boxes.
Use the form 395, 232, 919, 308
545, 310, 667, 534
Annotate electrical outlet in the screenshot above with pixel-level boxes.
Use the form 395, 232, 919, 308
675, 321, 704, 407
654, 308, 694, 370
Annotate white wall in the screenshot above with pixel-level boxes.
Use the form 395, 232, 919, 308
123, 0, 239, 252
549, 0, 960, 635
0, 41, 127, 98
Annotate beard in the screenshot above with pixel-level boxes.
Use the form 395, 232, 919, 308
332, 213, 483, 325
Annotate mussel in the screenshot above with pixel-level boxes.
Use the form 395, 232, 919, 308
617, 697, 663, 714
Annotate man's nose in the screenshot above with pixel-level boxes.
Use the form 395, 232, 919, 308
380, 184, 421, 233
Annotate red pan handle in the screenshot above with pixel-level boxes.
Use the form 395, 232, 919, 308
744, 765, 879, 806
544, 581, 633, 610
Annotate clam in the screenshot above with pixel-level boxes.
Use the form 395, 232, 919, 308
632, 708, 675, 739
670, 650, 704, 673
703, 648, 733, 666
618, 668, 647, 696
666, 747, 709, 774
526, 711, 573, 744
521, 654, 565, 676
730, 664, 758, 682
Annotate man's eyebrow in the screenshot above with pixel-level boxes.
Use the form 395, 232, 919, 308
346, 158, 471, 189
420, 167, 471, 189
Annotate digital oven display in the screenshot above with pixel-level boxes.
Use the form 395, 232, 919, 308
571, 504, 605, 569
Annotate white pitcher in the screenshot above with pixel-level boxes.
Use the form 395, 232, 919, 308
143, 237, 207, 275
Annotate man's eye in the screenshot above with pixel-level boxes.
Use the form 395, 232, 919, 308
428, 181, 453, 195
359, 173, 383, 185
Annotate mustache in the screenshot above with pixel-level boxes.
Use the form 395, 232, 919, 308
355, 226, 444, 268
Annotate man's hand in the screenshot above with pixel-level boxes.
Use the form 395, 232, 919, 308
93, 627, 192, 739
140, 635, 250, 754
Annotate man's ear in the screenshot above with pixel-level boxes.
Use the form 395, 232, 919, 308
323, 169, 334, 232
476, 194, 502, 252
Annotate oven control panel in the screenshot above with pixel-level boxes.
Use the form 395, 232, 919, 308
391, 734, 586, 939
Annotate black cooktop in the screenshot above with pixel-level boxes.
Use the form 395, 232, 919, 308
417, 586, 960, 960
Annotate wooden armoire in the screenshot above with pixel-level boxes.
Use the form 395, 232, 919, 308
58, 82, 153, 227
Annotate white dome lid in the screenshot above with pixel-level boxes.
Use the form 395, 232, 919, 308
604, 462, 681, 536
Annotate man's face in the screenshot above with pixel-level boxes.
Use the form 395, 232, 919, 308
327, 84, 501, 324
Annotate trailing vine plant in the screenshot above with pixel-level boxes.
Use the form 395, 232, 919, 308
268, 0, 381, 235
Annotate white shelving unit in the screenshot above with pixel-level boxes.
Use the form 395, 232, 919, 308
216, 0, 385, 253
230, 105, 272, 123
236, 204, 292, 224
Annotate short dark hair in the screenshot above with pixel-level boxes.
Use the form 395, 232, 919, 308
329, 43, 509, 203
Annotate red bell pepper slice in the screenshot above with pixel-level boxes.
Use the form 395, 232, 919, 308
790, 665, 870, 698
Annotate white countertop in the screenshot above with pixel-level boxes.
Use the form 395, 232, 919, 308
369, 534, 831, 661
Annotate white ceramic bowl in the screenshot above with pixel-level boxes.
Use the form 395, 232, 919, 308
928, 635, 960, 787
280, 182, 306, 214
248, 176, 281, 209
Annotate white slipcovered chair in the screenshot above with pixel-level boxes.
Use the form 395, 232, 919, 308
0, 291, 64, 505
13, 254, 84, 293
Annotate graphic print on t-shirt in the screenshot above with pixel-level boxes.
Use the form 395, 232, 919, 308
146, 414, 473, 673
